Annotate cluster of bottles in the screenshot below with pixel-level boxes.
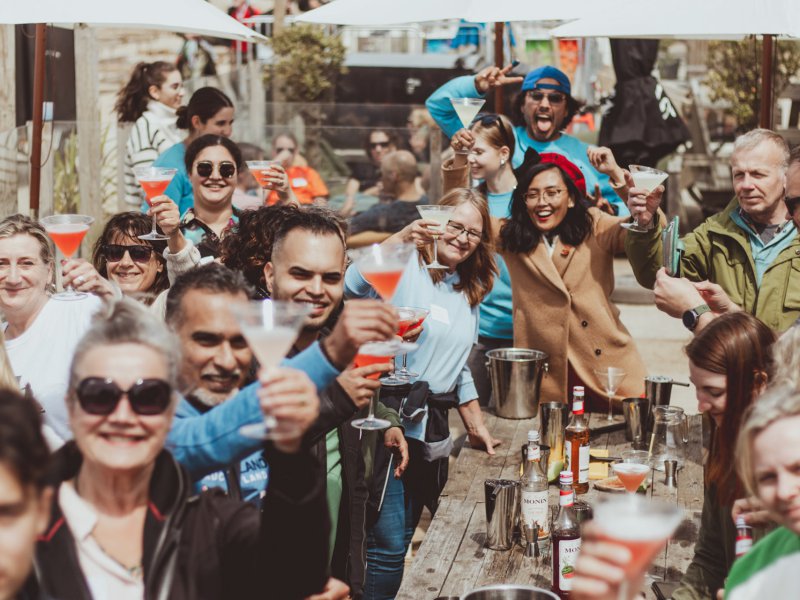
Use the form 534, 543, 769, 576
519, 386, 590, 598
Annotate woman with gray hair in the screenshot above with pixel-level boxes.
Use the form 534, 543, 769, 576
32, 298, 330, 599
723, 386, 800, 599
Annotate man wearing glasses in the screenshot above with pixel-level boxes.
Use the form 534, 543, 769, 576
427, 64, 628, 215
629, 130, 800, 333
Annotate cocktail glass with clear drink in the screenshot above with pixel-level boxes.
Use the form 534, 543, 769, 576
416, 205, 456, 270
449, 98, 485, 153
40, 214, 95, 301
231, 299, 312, 440
134, 166, 177, 241
622, 165, 668, 233
594, 366, 626, 422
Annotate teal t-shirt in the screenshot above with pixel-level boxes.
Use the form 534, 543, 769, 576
146, 142, 195, 215
480, 190, 514, 339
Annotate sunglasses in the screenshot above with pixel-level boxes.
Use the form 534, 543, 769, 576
472, 113, 515, 150
785, 196, 800, 214
195, 161, 236, 179
75, 377, 172, 416
369, 141, 391, 149
275, 147, 296, 154
527, 90, 566, 104
103, 244, 153, 263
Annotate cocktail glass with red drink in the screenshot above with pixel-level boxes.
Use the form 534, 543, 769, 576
350, 242, 415, 301
353, 340, 417, 430
612, 450, 651, 494
134, 166, 177, 241
231, 299, 312, 440
40, 214, 95, 301
392, 306, 429, 380
245, 160, 280, 191
592, 495, 683, 599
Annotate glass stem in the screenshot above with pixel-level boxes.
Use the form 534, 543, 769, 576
367, 387, 379, 421
608, 393, 614, 420
401, 353, 408, 370
151, 213, 159, 236
432, 236, 439, 265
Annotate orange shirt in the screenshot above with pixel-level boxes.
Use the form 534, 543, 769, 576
267, 166, 329, 205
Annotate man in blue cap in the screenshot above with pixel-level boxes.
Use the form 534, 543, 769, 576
426, 64, 628, 215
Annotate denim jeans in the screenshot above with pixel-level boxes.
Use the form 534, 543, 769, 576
363, 440, 449, 600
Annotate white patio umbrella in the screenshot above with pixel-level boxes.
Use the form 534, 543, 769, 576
3, 0, 268, 212
549, 0, 800, 128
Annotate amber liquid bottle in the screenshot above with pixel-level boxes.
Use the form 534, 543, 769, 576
552, 470, 581, 598
564, 386, 590, 494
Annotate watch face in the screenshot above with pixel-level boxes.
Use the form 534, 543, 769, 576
682, 310, 696, 330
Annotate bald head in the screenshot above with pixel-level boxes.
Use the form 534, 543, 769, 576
382, 150, 418, 183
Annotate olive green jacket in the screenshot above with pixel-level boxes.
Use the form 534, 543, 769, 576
625, 199, 800, 332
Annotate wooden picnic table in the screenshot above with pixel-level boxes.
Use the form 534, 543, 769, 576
397, 411, 706, 599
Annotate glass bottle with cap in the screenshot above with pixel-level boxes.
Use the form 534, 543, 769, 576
520, 429, 550, 546
565, 386, 590, 494
552, 470, 581, 598
735, 516, 753, 558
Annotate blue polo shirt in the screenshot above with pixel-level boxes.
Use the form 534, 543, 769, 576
730, 209, 797, 285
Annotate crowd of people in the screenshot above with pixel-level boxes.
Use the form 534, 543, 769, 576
2, 51, 800, 600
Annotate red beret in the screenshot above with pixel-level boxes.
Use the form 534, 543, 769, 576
538, 152, 587, 197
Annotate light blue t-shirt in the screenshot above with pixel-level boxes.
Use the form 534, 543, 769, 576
344, 250, 479, 442
481, 190, 514, 339
426, 75, 629, 216
144, 142, 195, 215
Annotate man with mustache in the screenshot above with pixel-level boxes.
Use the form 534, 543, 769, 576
427, 64, 628, 215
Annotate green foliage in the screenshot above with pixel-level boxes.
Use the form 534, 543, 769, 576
269, 24, 347, 103
53, 125, 117, 215
706, 39, 800, 130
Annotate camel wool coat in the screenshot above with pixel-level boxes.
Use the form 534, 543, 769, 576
441, 160, 646, 404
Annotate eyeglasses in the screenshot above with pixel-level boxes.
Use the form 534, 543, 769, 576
527, 91, 566, 105
446, 220, 482, 243
75, 377, 172, 416
785, 196, 800, 214
275, 147, 296, 154
195, 161, 236, 179
525, 188, 565, 203
369, 141, 391, 149
103, 244, 154, 263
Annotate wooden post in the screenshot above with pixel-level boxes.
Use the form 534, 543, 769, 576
29, 24, 46, 217
0, 25, 17, 215
248, 56, 265, 144
74, 24, 103, 252
429, 126, 442, 202
494, 22, 504, 114
759, 34, 775, 129
272, 0, 287, 130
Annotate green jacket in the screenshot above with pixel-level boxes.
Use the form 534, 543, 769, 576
625, 199, 800, 332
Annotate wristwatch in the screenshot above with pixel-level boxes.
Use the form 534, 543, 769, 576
682, 304, 711, 331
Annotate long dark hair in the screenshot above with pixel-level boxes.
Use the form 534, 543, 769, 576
114, 61, 178, 123
500, 162, 591, 254
176, 87, 233, 132
421, 188, 497, 307
685, 312, 775, 505
91, 212, 169, 303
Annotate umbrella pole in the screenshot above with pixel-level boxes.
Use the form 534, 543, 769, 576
29, 23, 46, 218
494, 22, 504, 115
759, 34, 774, 129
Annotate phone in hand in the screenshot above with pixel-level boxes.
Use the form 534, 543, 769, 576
662, 216, 684, 277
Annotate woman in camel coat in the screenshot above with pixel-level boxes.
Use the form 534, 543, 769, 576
444, 150, 646, 408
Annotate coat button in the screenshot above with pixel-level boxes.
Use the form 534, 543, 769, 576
581, 320, 588, 327
595, 349, 602, 356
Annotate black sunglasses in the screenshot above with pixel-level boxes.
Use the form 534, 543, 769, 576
785, 196, 800, 214
527, 90, 566, 104
195, 161, 236, 179
472, 113, 515, 150
275, 146, 296, 154
103, 244, 153, 263
369, 141, 391, 149
75, 377, 172, 416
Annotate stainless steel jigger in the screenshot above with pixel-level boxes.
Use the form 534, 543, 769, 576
522, 523, 539, 558
664, 459, 678, 487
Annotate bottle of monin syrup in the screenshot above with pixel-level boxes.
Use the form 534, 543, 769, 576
520, 429, 550, 545
552, 470, 581, 598
565, 386, 590, 494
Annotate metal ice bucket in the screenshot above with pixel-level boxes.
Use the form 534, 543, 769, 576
486, 348, 548, 419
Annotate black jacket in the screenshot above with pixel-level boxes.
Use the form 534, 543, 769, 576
33, 442, 328, 600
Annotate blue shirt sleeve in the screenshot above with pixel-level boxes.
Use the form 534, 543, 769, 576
167, 340, 340, 479
343, 263, 379, 299
425, 75, 485, 139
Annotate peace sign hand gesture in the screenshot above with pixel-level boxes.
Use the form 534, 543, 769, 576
474, 63, 524, 94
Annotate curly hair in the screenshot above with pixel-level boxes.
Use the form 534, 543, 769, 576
91, 212, 169, 303
511, 89, 581, 132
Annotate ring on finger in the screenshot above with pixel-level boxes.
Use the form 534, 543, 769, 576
75, 275, 86, 285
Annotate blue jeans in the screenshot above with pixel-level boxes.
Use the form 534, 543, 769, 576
364, 441, 449, 600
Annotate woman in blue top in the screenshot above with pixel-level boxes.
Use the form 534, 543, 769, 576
344, 187, 500, 599
443, 113, 517, 407
150, 87, 235, 215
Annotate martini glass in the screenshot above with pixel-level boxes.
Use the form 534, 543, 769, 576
612, 450, 651, 495
135, 166, 177, 241
622, 165, 668, 233
246, 160, 280, 190
40, 214, 95, 301
392, 307, 429, 381
592, 495, 683, 600
353, 340, 417, 430
416, 205, 455, 270
594, 367, 626, 421
232, 299, 312, 440
350, 242, 415, 301
450, 98, 485, 153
